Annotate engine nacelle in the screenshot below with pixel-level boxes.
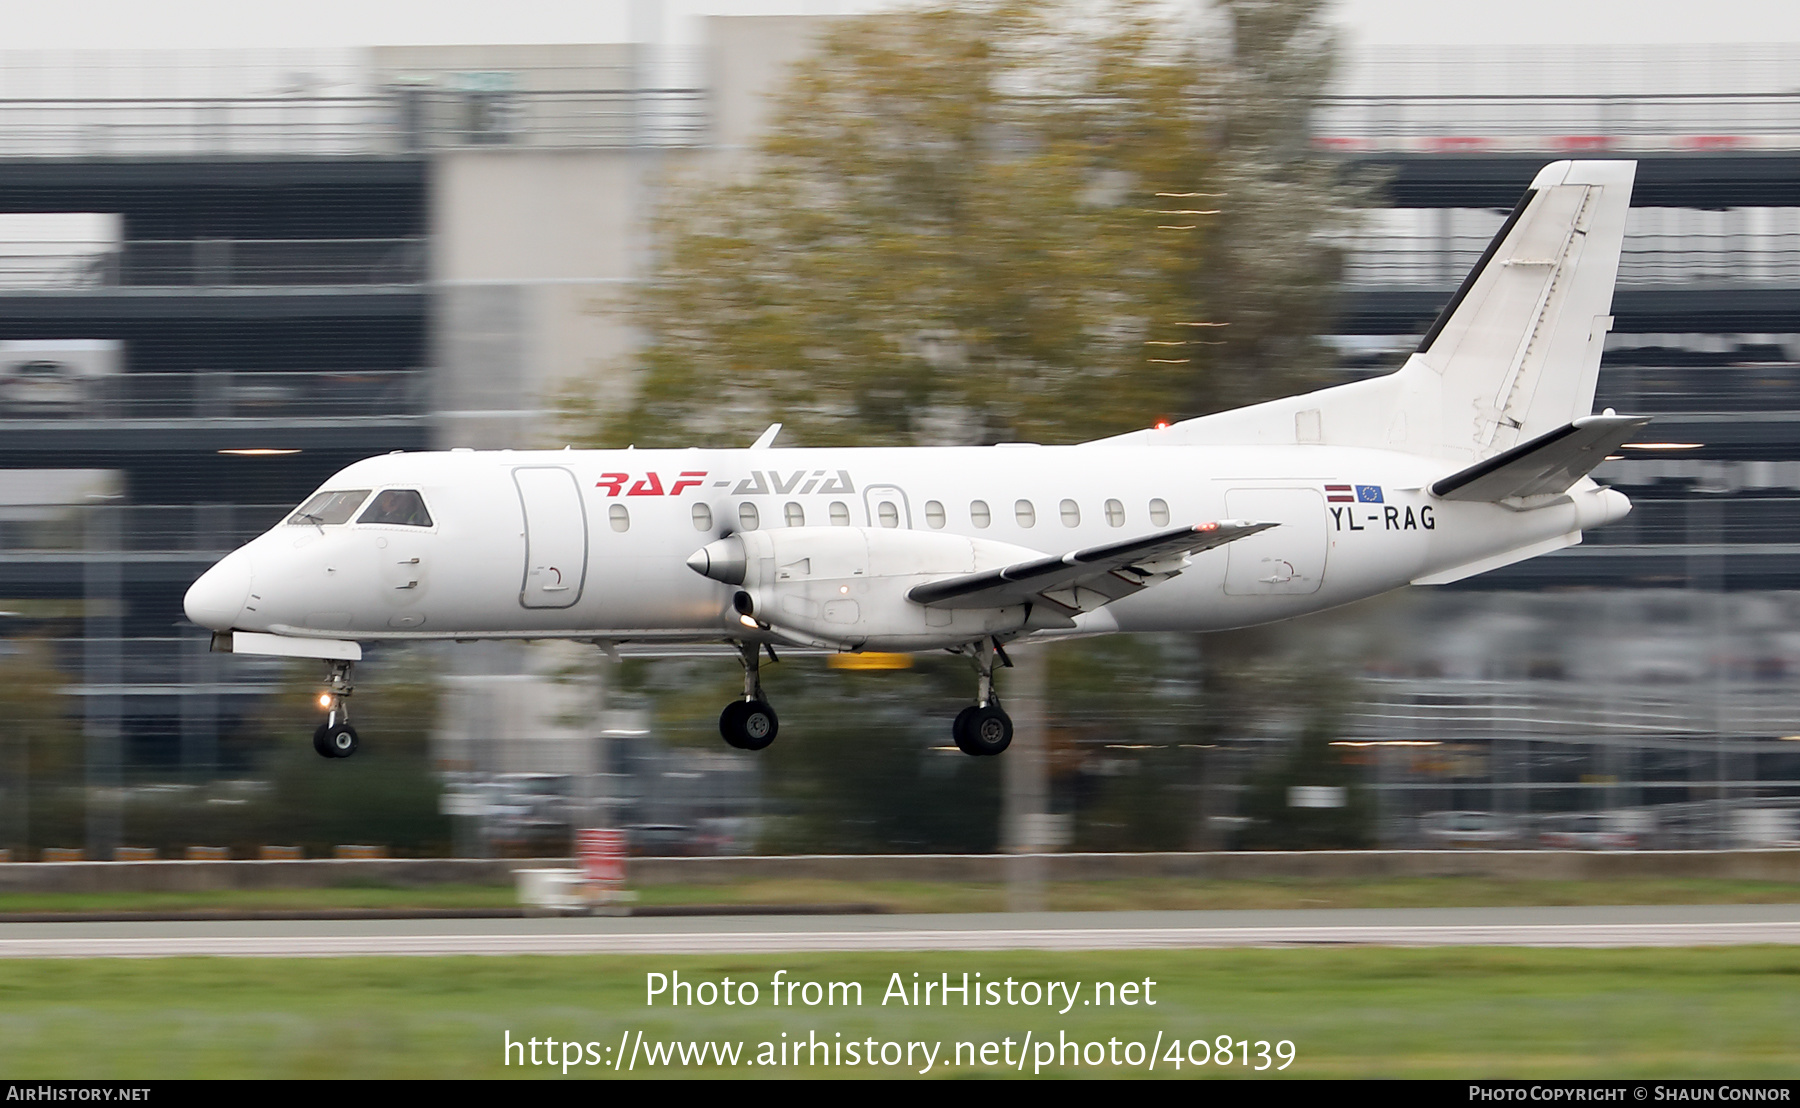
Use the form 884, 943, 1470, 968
687, 527, 1058, 651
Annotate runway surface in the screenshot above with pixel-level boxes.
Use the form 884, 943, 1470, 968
3, 904, 1800, 957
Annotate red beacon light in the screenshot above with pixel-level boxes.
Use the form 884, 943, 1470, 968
1153, 419, 1170, 430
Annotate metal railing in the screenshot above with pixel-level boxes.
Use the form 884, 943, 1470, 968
1314, 93, 1800, 152
1582, 497, 1800, 547
7, 85, 1800, 158
1594, 365, 1800, 415
1, 637, 289, 689
1345, 676, 1800, 743
0, 369, 426, 421
0, 88, 708, 158
0, 505, 287, 555
1344, 235, 1800, 289
0, 238, 426, 289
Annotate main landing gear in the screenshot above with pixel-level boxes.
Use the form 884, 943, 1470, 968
720, 640, 779, 751
711, 636, 1015, 757
952, 638, 1014, 757
312, 659, 360, 759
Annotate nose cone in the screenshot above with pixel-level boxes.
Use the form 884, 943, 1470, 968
686, 536, 747, 585
184, 549, 253, 631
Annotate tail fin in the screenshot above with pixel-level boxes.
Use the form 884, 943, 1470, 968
1408, 159, 1635, 461
1096, 160, 1636, 465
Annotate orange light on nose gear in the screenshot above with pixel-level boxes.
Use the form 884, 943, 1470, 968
317, 693, 333, 709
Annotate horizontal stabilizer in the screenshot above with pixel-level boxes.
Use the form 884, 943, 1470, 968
1430, 413, 1650, 502
908, 520, 1274, 611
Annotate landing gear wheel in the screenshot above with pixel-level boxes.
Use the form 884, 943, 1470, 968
954, 704, 1012, 756
319, 723, 360, 759
313, 660, 359, 759
952, 706, 980, 755
720, 700, 778, 751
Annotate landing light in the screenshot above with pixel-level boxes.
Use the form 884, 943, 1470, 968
219, 448, 303, 456
317, 693, 333, 708
1329, 740, 1442, 747
738, 614, 759, 629
1619, 442, 1703, 451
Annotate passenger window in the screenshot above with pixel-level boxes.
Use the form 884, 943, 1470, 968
1105, 499, 1125, 527
924, 500, 946, 529
1149, 498, 1170, 526
1015, 499, 1035, 527
608, 504, 630, 532
288, 489, 370, 526
970, 500, 991, 528
1060, 499, 1080, 527
785, 502, 805, 527
877, 502, 900, 528
739, 502, 760, 531
357, 489, 432, 527
829, 501, 850, 526
692, 502, 713, 531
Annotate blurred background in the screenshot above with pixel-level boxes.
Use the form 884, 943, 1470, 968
5, 0, 1800, 866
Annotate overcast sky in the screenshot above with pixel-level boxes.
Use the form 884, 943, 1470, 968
6, 0, 1800, 50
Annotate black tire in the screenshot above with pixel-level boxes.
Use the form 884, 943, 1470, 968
952, 706, 981, 755
962, 704, 1012, 756
719, 701, 749, 749
720, 699, 778, 751
312, 724, 333, 758
324, 723, 360, 758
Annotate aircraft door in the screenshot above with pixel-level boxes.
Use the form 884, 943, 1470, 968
1222, 488, 1327, 595
862, 484, 911, 529
513, 467, 588, 609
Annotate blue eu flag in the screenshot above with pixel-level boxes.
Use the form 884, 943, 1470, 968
1356, 485, 1383, 504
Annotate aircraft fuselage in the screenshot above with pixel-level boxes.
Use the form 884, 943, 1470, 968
186, 441, 1629, 649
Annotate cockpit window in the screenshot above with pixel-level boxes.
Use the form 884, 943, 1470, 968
287, 489, 370, 526
358, 489, 434, 528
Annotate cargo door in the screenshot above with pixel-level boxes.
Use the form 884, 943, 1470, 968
1223, 488, 1327, 595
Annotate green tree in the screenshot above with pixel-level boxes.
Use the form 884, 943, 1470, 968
116, 651, 453, 859
0, 639, 86, 856
1193, 0, 1367, 414
572, 0, 1216, 448
245, 651, 451, 857
1236, 686, 1374, 850
563, 0, 1366, 449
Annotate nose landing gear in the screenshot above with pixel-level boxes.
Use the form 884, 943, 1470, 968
312, 659, 360, 759
952, 638, 1013, 756
720, 640, 779, 751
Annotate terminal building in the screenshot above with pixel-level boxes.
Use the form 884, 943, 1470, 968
1, 27, 1797, 853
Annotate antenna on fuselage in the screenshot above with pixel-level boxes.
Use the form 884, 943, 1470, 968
749, 423, 782, 449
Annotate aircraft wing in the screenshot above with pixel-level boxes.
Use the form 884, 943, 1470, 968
906, 520, 1274, 613
1431, 413, 1650, 502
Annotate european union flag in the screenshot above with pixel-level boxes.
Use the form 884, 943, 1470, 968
1356, 485, 1383, 503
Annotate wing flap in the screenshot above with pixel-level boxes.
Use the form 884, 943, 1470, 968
907, 519, 1275, 610
1430, 413, 1650, 503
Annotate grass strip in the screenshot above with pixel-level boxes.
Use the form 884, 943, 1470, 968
1, 948, 1797, 1078
1, 876, 1797, 916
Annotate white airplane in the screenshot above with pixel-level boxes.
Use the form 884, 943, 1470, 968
186, 160, 1643, 760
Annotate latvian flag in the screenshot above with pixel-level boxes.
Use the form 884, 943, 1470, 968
1325, 484, 1354, 503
